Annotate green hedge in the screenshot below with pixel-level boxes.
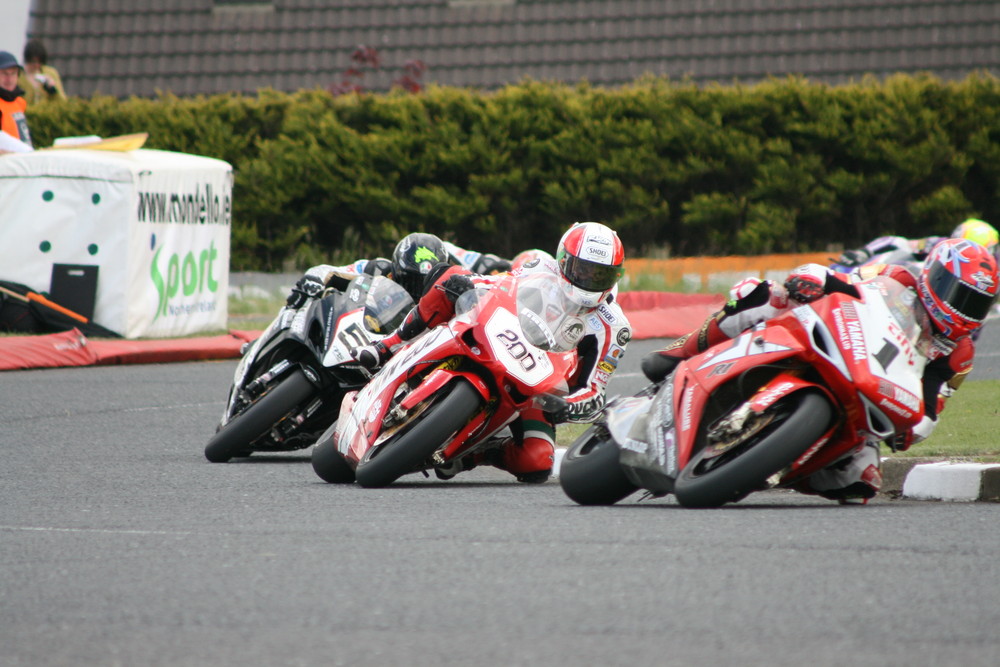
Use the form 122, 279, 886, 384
24, 74, 1000, 271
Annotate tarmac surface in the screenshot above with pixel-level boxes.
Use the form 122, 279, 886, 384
6, 358, 1000, 666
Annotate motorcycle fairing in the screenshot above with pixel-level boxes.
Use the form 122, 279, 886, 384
334, 271, 581, 475
695, 331, 795, 372
224, 285, 371, 422
334, 319, 494, 467
611, 381, 676, 494
809, 280, 927, 430
483, 307, 556, 387
745, 373, 827, 413
619, 323, 818, 487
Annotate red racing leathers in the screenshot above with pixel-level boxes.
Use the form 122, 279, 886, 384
642, 262, 973, 503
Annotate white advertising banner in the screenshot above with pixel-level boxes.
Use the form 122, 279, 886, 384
0, 148, 232, 338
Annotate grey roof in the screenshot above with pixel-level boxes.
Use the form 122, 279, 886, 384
26, 0, 1000, 98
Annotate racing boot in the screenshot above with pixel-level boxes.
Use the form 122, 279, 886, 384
794, 441, 882, 505
641, 312, 728, 383
434, 453, 481, 480
499, 435, 555, 484
353, 308, 430, 371
433, 430, 514, 480
493, 412, 556, 483
641, 277, 795, 383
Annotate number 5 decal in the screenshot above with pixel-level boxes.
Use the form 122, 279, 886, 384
338, 322, 370, 349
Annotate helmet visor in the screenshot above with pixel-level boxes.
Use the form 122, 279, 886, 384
561, 254, 623, 293
926, 261, 996, 323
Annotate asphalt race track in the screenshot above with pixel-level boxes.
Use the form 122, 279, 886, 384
2, 332, 1000, 666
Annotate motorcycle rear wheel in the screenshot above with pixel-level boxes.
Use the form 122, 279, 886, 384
673, 390, 833, 508
559, 425, 639, 505
204, 369, 315, 463
311, 431, 356, 483
354, 379, 482, 488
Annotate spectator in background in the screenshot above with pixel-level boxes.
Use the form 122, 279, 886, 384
19, 39, 66, 105
0, 50, 33, 153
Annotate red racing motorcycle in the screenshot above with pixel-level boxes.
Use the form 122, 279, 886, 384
559, 276, 933, 508
311, 270, 584, 487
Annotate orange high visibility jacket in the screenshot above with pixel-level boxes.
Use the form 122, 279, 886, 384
0, 94, 31, 144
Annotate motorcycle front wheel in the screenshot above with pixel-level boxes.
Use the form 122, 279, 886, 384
354, 379, 482, 488
311, 430, 356, 483
204, 369, 315, 463
559, 425, 638, 505
673, 390, 833, 508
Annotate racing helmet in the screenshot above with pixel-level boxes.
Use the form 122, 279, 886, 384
391, 233, 448, 300
471, 253, 512, 275
951, 218, 999, 250
555, 222, 625, 308
918, 238, 999, 340
362, 257, 395, 278
510, 248, 555, 273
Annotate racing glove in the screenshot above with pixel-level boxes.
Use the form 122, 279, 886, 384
353, 341, 393, 372
440, 273, 476, 302
537, 392, 605, 424
286, 275, 326, 308
535, 394, 571, 424
784, 264, 829, 303
889, 415, 937, 451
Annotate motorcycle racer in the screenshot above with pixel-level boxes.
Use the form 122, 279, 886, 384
352, 222, 632, 483
285, 233, 505, 309
443, 241, 512, 275
641, 237, 999, 504
835, 217, 999, 269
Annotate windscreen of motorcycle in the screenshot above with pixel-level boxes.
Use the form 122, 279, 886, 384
514, 271, 587, 353
358, 276, 414, 334
864, 276, 935, 361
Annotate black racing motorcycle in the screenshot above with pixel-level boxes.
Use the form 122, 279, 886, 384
204, 274, 413, 462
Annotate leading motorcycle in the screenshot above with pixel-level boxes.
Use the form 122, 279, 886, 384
310, 270, 583, 487
204, 274, 413, 462
559, 276, 932, 508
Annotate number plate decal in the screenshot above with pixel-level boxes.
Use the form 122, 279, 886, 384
484, 308, 553, 386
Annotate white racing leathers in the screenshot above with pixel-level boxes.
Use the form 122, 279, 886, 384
514, 257, 632, 423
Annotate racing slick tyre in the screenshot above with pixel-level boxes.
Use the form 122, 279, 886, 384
559, 425, 639, 505
354, 379, 482, 488
673, 390, 833, 508
204, 369, 315, 463
311, 430, 356, 484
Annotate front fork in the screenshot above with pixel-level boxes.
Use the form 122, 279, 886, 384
386, 363, 495, 463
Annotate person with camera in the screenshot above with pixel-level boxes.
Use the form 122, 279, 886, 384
20, 39, 66, 105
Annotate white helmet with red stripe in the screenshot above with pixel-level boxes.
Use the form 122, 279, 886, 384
555, 222, 625, 308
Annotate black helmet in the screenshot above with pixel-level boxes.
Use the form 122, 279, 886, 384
391, 233, 448, 300
363, 257, 395, 278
